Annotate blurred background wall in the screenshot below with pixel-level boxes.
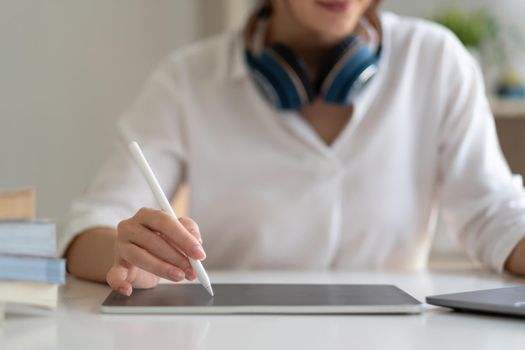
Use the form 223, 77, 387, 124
0, 0, 200, 222
1, 0, 524, 262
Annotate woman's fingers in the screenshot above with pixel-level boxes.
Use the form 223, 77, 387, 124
175, 217, 202, 281
175, 217, 201, 280
106, 263, 132, 296
134, 208, 206, 260
107, 262, 161, 295
119, 242, 187, 283
179, 217, 202, 243
122, 220, 192, 273
176, 217, 201, 280
109, 209, 204, 291
131, 269, 161, 289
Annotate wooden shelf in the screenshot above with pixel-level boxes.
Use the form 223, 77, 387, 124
490, 96, 525, 118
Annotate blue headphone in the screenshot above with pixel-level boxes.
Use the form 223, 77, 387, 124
245, 8, 381, 110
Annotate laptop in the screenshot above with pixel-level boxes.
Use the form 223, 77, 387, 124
426, 286, 525, 318
101, 284, 424, 314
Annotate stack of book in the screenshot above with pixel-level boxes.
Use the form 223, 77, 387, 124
0, 189, 65, 316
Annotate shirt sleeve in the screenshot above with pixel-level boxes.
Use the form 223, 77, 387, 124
58, 60, 188, 257
438, 34, 525, 272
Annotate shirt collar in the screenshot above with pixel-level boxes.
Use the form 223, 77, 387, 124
230, 31, 249, 81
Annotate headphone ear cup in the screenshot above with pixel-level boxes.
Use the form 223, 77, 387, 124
245, 44, 315, 110
315, 38, 353, 92
245, 51, 291, 109
317, 37, 379, 104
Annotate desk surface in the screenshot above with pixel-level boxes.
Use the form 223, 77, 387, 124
2, 268, 525, 350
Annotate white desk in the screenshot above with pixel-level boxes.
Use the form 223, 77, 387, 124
2, 268, 525, 350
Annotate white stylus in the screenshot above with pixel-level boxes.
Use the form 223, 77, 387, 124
128, 141, 214, 296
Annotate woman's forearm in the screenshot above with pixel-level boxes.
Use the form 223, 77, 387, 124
65, 227, 117, 283
505, 238, 525, 276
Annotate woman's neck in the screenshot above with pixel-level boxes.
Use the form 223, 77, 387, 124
267, 13, 347, 77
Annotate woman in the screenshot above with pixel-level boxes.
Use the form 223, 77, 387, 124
63, 0, 525, 296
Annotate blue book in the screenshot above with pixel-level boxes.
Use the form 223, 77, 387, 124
0, 220, 57, 257
0, 254, 65, 284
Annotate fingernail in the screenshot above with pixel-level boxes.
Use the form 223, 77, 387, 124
167, 268, 185, 281
185, 268, 196, 280
191, 245, 206, 260
119, 287, 131, 296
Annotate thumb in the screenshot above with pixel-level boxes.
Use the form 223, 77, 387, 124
106, 262, 133, 296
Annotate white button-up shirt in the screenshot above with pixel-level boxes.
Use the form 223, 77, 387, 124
61, 12, 525, 272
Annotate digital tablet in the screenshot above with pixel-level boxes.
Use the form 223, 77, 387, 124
101, 284, 424, 314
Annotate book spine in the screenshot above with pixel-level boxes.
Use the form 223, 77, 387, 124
0, 189, 35, 220
0, 245, 57, 258
0, 256, 65, 284
0, 222, 57, 257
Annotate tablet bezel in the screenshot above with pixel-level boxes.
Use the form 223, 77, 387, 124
101, 283, 424, 315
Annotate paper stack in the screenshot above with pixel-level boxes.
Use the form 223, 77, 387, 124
0, 189, 65, 316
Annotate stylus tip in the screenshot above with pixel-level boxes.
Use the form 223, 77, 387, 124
205, 285, 214, 296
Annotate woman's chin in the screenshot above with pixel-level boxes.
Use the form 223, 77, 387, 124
309, 23, 358, 43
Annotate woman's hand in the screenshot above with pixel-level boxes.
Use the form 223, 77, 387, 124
106, 208, 206, 296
